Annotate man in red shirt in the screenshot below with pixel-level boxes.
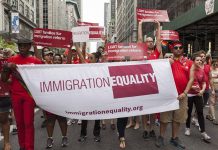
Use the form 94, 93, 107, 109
137, 20, 163, 139
138, 20, 162, 60
1, 38, 42, 150
156, 41, 194, 149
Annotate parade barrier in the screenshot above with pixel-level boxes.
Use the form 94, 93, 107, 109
17, 59, 179, 120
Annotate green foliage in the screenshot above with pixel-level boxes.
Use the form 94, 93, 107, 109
0, 36, 17, 52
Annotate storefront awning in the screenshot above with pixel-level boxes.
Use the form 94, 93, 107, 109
163, 0, 218, 31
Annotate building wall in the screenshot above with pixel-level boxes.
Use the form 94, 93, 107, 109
39, 0, 67, 30
104, 3, 109, 27
104, 2, 110, 39
116, 0, 137, 43
105, 0, 116, 42
66, 2, 80, 31
71, 0, 82, 18
0, 0, 37, 39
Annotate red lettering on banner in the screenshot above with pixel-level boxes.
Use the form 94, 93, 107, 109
108, 64, 159, 99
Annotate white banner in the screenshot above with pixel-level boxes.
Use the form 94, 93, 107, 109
11, 12, 19, 33
72, 26, 104, 42
17, 59, 179, 120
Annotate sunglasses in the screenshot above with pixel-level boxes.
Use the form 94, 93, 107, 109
173, 46, 183, 50
45, 53, 53, 57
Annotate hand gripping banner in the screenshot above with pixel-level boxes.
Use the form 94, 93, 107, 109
17, 59, 179, 120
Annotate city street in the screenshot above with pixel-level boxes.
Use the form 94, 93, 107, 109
1, 106, 218, 150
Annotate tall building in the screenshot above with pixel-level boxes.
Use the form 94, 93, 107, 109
116, 0, 137, 43
39, 0, 67, 30
39, 0, 80, 30
107, 0, 116, 42
66, 0, 81, 31
104, 2, 110, 41
72, 0, 82, 19
104, 3, 110, 27
104, 0, 116, 43
0, 0, 37, 39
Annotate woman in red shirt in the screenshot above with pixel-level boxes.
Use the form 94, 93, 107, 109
185, 53, 211, 143
45, 54, 68, 148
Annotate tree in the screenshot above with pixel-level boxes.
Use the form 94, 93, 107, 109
0, 36, 17, 52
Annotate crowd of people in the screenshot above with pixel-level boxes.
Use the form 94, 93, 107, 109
0, 20, 218, 150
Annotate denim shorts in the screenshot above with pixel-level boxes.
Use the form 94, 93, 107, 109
0, 97, 11, 113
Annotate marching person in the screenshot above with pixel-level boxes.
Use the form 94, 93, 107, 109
0, 48, 13, 150
185, 52, 211, 143
155, 41, 194, 149
206, 59, 218, 124
1, 38, 42, 150
45, 54, 69, 148
77, 46, 102, 142
66, 43, 101, 142
138, 19, 162, 139
199, 50, 215, 106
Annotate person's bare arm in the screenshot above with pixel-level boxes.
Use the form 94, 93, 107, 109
81, 42, 86, 63
178, 65, 195, 100
1, 63, 15, 82
209, 71, 215, 96
75, 43, 86, 64
154, 20, 163, 58
67, 42, 74, 64
137, 20, 143, 43
198, 82, 206, 96
33, 41, 41, 59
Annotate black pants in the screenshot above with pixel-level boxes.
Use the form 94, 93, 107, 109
203, 91, 210, 106
186, 96, 205, 132
117, 117, 128, 138
80, 120, 100, 137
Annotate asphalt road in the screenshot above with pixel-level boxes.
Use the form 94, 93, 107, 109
1, 106, 218, 150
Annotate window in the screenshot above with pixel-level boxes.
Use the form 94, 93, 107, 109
43, 0, 48, 28
25, 5, 29, 19
19, 1, 24, 14
11, 0, 18, 10
31, 0, 34, 7
30, 10, 34, 22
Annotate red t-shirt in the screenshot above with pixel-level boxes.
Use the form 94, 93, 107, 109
171, 57, 193, 95
147, 48, 160, 60
189, 68, 206, 94
0, 58, 11, 97
7, 55, 42, 94
203, 64, 210, 90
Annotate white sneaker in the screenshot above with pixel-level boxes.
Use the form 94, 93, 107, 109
77, 120, 82, 125
201, 132, 211, 140
185, 128, 191, 136
67, 119, 72, 126
191, 118, 199, 127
